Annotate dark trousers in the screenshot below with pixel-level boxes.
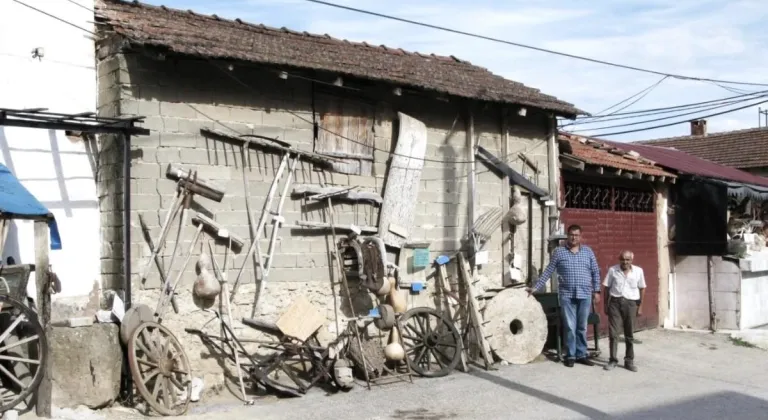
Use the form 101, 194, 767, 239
608, 297, 636, 362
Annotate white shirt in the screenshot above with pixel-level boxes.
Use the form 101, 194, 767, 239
603, 264, 646, 300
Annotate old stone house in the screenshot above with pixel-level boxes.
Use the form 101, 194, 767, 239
94, 0, 583, 386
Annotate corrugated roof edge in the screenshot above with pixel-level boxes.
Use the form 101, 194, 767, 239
601, 138, 768, 188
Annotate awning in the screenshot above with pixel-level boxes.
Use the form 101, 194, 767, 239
0, 163, 62, 250
724, 181, 768, 201
476, 146, 550, 199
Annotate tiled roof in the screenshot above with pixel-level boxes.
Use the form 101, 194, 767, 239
634, 127, 768, 169
94, 0, 584, 117
558, 133, 676, 178
600, 138, 768, 188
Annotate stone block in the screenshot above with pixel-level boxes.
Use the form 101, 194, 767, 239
51, 324, 123, 409
179, 148, 212, 165
160, 101, 198, 119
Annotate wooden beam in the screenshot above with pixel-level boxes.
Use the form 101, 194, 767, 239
467, 103, 476, 241
559, 154, 585, 171
518, 152, 540, 174
596, 166, 604, 175
34, 221, 52, 418
647, 175, 656, 182
501, 111, 511, 286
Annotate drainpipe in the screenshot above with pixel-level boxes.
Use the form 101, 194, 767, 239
546, 114, 560, 292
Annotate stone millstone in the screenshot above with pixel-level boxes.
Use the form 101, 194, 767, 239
483, 288, 548, 364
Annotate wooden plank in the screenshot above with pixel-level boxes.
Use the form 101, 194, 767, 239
377, 112, 427, 248
501, 113, 512, 287
293, 184, 383, 204
316, 94, 375, 176
276, 296, 326, 341
457, 253, 494, 369
435, 263, 469, 372
292, 220, 378, 233
467, 107, 476, 239
34, 221, 52, 418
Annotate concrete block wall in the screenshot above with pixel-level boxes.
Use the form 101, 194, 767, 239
95, 49, 554, 386
673, 255, 741, 330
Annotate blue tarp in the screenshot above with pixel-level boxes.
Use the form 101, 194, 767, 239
0, 163, 61, 250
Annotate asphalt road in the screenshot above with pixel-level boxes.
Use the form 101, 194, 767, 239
40, 329, 768, 420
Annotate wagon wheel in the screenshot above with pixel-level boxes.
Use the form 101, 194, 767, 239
399, 307, 462, 378
0, 295, 46, 412
128, 322, 192, 416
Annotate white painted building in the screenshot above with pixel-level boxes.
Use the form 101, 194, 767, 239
0, 0, 99, 302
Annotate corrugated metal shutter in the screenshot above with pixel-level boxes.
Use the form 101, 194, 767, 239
560, 180, 659, 336
315, 94, 375, 176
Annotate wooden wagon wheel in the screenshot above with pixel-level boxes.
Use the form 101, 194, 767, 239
0, 295, 46, 413
399, 307, 462, 378
128, 322, 192, 416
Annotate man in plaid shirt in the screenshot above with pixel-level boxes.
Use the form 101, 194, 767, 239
527, 224, 601, 367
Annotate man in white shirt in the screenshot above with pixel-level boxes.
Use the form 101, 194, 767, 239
602, 250, 646, 372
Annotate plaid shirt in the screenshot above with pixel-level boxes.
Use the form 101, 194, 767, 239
533, 245, 600, 299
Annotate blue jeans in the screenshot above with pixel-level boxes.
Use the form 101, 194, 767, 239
561, 295, 592, 360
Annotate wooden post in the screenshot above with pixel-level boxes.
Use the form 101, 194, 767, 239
707, 255, 717, 332
500, 111, 511, 286
546, 114, 560, 292
34, 220, 52, 418
467, 103, 476, 250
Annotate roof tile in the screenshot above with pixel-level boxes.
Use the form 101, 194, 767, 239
634, 127, 768, 169
559, 133, 675, 178
95, 0, 584, 116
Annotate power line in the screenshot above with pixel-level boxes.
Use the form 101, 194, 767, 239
305, 0, 768, 88
13, 0, 511, 167
62, 0, 93, 13
11, 0, 94, 35
564, 88, 768, 123
564, 93, 768, 127
569, 93, 768, 133
592, 76, 668, 117
576, 97, 768, 137
204, 60, 486, 164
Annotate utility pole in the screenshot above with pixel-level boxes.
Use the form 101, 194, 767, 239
759, 107, 768, 128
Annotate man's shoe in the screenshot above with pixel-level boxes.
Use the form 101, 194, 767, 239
564, 359, 575, 368
576, 358, 595, 366
624, 361, 638, 372
603, 361, 617, 371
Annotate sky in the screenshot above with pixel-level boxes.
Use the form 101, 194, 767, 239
148, 0, 768, 142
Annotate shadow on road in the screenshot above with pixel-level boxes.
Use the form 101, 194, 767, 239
469, 369, 611, 419
471, 370, 768, 420
620, 391, 768, 419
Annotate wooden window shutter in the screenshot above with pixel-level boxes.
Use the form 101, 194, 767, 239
315, 95, 375, 176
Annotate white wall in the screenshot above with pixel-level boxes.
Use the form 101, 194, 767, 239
673, 255, 741, 330
0, 0, 98, 300
740, 270, 768, 329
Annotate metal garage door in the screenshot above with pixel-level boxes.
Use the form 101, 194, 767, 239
560, 179, 659, 335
